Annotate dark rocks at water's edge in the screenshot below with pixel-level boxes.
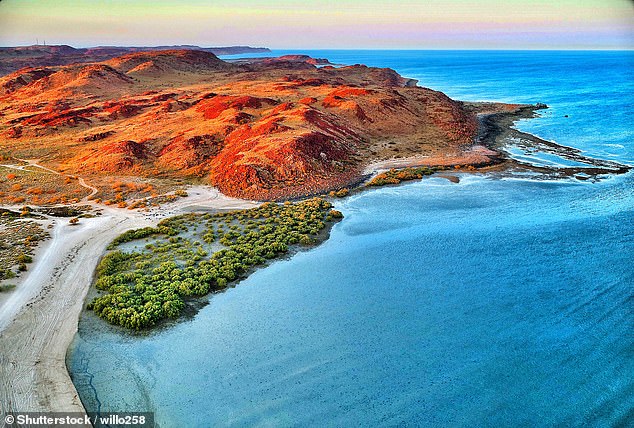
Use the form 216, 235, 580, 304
404, 78, 419, 87
469, 102, 631, 179
469, 102, 547, 150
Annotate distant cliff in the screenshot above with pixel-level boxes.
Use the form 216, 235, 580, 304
0, 45, 271, 76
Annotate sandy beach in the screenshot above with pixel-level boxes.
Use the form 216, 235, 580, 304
0, 186, 258, 416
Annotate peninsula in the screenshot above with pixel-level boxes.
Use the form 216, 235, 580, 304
0, 47, 627, 418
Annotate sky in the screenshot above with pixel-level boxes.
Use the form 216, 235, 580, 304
0, 0, 632, 50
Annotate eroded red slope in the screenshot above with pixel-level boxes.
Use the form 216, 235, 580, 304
0, 50, 488, 200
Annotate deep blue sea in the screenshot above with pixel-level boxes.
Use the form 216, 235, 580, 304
69, 51, 634, 427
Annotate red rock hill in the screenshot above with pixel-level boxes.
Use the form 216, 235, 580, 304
0, 49, 491, 200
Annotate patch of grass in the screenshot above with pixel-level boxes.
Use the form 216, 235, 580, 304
0, 268, 16, 280
0, 217, 49, 281
0, 165, 90, 205
92, 177, 188, 207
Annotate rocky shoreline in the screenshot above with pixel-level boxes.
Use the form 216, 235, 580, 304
469, 102, 631, 178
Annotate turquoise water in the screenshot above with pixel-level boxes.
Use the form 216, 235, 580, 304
69, 51, 634, 427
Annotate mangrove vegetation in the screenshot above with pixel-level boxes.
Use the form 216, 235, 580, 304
88, 198, 342, 330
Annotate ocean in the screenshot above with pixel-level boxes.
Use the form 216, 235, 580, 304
68, 50, 634, 427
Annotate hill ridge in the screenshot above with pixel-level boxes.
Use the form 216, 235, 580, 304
0, 49, 495, 201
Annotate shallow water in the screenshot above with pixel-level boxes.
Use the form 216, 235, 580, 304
69, 51, 634, 427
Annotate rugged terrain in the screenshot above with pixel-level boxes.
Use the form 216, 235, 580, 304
0, 48, 497, 200
0, 45, 270, 76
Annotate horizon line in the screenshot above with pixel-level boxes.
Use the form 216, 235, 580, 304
3, 44, 633, 52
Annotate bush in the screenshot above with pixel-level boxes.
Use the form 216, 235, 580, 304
367, 166, 441, 186
0, 283, 16, 292
329, 188, 350, 198
0, 269, 16, 280
329, 209, 344, 219
108, 227, 163, 248
17, 252, 33, 264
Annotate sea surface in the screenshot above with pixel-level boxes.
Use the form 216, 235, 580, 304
69, 51, 634, 427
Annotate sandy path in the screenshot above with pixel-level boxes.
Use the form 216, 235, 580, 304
0, 213, 147, 414
1, 159, 99, 203
0, 185, 259, 415
13, 158, 60, 175
77, 178, 99, 201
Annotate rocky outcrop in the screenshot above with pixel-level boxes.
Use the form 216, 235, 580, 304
71, 140, 148, 172
262, 55, 331, 65
157, 134, 224, 173
105, 50, 232, 76
196, 95, 277, 120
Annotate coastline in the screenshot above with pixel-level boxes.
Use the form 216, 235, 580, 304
0, 187, 258, 416
469, 103, 631, 177
0, 101, 630, 417
360, 102, 631, 192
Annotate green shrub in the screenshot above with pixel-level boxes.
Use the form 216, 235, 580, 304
16, 252, 33, 264
367, 166, 441, 186
0, 283, 16, 292
108, 227, 162, 248
0, 269, 16, 280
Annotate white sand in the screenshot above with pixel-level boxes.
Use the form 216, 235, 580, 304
0, 185, 259, 415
